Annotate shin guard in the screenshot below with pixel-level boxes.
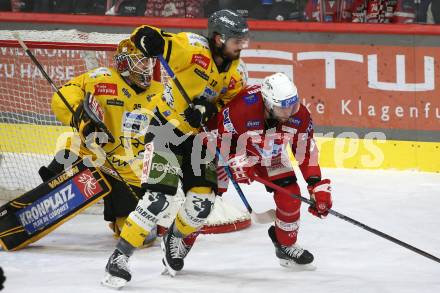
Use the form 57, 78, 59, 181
273, 183, 301, 246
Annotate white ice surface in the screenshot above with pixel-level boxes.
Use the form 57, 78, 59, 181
1, 168, 440, 293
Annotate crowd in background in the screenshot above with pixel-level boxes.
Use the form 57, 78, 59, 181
0, 0, 439, 24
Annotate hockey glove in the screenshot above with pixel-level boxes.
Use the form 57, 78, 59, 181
307, 178, 332, 218
227, 154, 258, 184
184, 99, 218, 128
71, 93, 114, 147
131, 26, 165, 57
71, 102, 104, 147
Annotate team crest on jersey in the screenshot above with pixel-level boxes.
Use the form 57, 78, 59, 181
220, 87, 227, 94
162, 110, 171, 117
94, 83, 117, 96
252, 141, 285, 159
228, 77, 237, 89
88, 67, 112, 78
243, 94, 258, 105
122, 111, 149, 135
191, 54, 210, 70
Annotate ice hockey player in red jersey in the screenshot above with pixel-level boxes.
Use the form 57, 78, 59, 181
210, 72, 333, 267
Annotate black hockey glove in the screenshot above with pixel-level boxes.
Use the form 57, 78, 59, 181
70, 102, 99, 143
70, 93, 114, 146
184, 99, 218, 128
0, 266, 5, 290
131, 26, 165, 57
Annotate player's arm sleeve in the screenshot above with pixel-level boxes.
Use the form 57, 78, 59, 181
50, 74, 86, 126
292, 118, 322, 183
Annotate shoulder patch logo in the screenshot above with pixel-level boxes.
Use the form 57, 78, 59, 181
89, 67, 112, 78
191, 54, 210, 70
243, 94, 258, 105
187, 33, 209, 49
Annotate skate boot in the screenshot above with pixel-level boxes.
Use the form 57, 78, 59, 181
268, 225, 314, 267
102, 249, 131, 289
161, 226, 194, 277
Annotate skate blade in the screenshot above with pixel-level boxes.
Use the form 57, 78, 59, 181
101, 272, 127, 289
161, 258, 177, 277
279, 259, 317, 271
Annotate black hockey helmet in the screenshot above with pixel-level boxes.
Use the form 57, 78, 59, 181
208, 9, 249, 42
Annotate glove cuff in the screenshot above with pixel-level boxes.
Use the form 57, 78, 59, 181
306, 176, 321, 187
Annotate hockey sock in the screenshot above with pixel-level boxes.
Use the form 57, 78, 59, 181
116, 238, 135, 257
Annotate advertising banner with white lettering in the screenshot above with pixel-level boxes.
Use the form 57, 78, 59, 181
1, 42, 439, 135
241, 43, 439, 134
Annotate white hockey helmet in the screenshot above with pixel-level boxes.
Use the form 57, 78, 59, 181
261, 73, 300, 120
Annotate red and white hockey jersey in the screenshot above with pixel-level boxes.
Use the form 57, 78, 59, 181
208, 85, 322, 192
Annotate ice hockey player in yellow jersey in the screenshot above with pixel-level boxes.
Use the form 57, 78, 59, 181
41, 38, 163, 238
102, 9, 249, 289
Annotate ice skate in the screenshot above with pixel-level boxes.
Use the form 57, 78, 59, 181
101, 249, 131, 289
268, 226, 315, 269
161, 226, 193, 277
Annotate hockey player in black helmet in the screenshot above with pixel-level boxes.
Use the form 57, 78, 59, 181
102, 9, 250, 289
207, 9, 250, 70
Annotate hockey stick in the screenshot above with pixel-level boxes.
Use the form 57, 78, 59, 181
157, 55, 275, 224
14, 33, 140, 202
251, 174, 440, 264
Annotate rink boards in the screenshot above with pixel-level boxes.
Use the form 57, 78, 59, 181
1, 122, 439, 175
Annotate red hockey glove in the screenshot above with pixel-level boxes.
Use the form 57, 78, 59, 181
227, 154, 257, 184
307, 179, 332, 218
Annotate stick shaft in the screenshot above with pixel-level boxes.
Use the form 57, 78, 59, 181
252, 174, 440, 264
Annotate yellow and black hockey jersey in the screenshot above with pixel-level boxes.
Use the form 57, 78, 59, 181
131, 25, 246, 134
51, 67, 163, 187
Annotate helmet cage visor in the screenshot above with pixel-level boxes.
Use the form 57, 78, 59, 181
115, 53, 156, 88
